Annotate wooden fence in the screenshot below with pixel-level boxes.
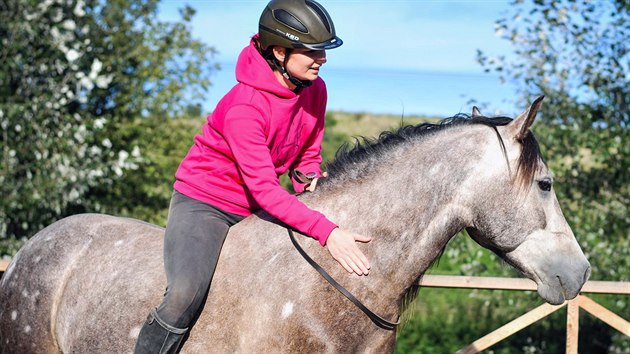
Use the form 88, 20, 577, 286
0, 260, 627, 353
418, 275, 630, 353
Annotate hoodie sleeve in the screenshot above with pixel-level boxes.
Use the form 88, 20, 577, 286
221, 104, 337, 246
290, 114, 324, 193
290, 80, 327, 193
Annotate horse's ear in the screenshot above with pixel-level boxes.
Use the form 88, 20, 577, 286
507, 95, 544, 141
472, 106, 482, 117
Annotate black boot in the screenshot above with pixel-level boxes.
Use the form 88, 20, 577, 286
134, 309, 188, 354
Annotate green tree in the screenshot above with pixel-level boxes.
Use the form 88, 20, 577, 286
86, 113, 204, 227
400, 2, 628, 352
476, 0, 628, 282
414, 1, 630, 352
0, 0, 217, 254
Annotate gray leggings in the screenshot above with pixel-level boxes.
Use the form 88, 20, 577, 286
155, 191, 244, 328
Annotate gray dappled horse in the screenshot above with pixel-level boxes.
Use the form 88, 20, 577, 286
0, 97, 590, 353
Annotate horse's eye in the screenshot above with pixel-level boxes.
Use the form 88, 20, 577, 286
538, 178, 552, 192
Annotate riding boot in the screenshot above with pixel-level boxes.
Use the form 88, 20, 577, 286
134, 309, 188, 354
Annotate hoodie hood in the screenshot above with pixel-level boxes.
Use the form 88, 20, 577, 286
235, 35, 296, 99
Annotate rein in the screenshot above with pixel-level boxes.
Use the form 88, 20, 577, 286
287, 229, 400, 330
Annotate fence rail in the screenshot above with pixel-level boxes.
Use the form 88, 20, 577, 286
418, 275, 629, 353
0, 260, 627, 353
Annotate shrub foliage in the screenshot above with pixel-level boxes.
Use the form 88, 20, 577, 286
0, 0, 216, 253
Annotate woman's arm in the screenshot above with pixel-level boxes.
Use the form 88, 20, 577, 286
222, 105, 370, 276
290, 118, 325, 192
221, 105, 335, 244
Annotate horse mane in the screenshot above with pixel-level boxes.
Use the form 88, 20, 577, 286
323, 114, 544, 190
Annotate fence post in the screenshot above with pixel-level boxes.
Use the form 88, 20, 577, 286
566, 298, 580, 354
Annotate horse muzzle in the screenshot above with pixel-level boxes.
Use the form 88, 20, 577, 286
535, 261, 591, 305
503, 230, 591, 305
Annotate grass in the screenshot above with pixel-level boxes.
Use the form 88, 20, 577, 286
327, 111, 437, 141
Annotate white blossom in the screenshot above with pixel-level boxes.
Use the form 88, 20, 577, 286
88, 169, 104, 179
118, 150, 129, 164
57, 162, 68, 176
51, 9, 63, 23
89, 145, 102, 156
73, 124, 87, 143
68, 188, 80, 201
65, 49, 80, 62
95, 75, 113, 88
38, 0, 55, 13
90, 59, 103, 75
80, 76, 94, 90
77, 145, 87, 158
50, 27, 61, 41
62, 20, 76, 31
74, 0, 86, 17
102, 138, 112, 148
93, 118, 107, 129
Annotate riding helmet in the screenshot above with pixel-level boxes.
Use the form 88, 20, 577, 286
259, 0, 343, 50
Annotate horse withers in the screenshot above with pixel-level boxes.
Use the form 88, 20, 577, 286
0, 96, 590, 353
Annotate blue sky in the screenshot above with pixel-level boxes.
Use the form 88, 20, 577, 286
159, 1, 522, 117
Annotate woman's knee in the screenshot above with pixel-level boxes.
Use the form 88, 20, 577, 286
158, 281, 208, 325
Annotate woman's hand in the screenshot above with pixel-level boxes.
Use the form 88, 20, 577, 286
325, 228, 372, 276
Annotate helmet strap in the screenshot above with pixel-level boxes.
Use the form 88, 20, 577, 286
276, 49, 312, 91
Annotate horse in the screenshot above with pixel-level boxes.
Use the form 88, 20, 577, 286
0, 96, 590, 353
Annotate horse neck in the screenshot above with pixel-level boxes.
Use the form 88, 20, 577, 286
311, 126, 493, 305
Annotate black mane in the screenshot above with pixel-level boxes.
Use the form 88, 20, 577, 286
323, 114, 543, 189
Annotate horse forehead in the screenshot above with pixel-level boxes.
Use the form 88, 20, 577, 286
479, 126, 538, 166
454, 127, 513, 171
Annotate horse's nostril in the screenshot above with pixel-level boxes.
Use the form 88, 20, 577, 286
556, 274, 564, 289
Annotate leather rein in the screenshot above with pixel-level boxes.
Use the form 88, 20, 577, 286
287, 229, 400, 330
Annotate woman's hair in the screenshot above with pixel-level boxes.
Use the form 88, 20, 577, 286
252, 35, 307, 90
253, 37, 278, 70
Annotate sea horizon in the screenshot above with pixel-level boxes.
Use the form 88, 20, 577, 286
205, 62, 522, 119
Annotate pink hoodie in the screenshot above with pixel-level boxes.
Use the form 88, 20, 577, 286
174, 36, 337, 246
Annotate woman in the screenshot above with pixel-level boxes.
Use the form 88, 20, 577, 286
134, 1, 371, 352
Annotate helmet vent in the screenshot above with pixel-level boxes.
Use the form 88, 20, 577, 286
273, 9, 308, 33
305, 0, 332, 33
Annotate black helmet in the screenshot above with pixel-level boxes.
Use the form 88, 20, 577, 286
259, 0, 343, 50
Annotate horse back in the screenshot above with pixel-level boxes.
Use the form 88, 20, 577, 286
0, 211, 392, 353
0, 214, 166, 353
